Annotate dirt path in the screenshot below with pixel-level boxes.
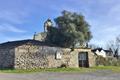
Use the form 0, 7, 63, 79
0, 70, 120, 80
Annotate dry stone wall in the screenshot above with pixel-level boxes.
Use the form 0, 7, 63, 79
14, 44, 79, 69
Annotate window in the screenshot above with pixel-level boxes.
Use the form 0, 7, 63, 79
55, 51, 62, 60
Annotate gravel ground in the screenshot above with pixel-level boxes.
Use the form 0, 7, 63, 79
0, 70, 120, 80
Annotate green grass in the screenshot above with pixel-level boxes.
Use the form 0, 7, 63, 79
91, 66, 120, 72
0, 68, 95, 73
0, 66, 120, 73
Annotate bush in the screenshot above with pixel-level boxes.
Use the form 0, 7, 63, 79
96, 56, 120, 66
60, 64, 68, 68
96, 56, 107, 66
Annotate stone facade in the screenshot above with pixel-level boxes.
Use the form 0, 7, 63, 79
33, 32, 47, 41
0, 47, 15, 69
0, 40, 95, 69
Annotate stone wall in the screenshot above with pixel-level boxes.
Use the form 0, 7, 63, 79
0, 47, 15, 69
74, 49, 96, 67
33, 32, 47, 41
0, 40, 95, 69
14, 44, 79, 69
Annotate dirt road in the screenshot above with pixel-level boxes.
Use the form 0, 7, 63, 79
0, 70, 120, 80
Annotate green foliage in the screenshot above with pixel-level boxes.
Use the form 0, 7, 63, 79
96, 56, 107, 66
96, 56, 120, 66
46, 10, 92, 48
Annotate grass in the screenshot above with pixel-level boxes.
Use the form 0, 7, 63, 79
0, 66, 120, 73
0, 68, 95, 73
91, 66, 120, 72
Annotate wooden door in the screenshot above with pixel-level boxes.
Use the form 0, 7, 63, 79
78, 52, 89, 67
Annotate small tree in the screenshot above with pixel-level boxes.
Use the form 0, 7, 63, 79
106, 35, 120, 59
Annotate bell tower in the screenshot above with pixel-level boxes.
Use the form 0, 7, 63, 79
44, 19, 53, 32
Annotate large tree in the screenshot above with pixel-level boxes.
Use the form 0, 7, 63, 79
46, 10, 92, 48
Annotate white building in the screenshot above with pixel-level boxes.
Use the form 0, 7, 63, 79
92, 48, 113, 58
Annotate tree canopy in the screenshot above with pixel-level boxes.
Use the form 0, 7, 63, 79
46, 10, 92, 48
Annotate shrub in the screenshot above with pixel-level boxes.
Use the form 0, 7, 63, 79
96, 56, 120, 66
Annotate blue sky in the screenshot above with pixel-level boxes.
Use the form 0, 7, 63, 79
0, 0, 120, 47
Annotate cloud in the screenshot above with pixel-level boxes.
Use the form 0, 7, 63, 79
0, 34, 32, 43
90, 39, 106, 47
0, 10, 29, 24
106, 4, 120, 23
0, 23, 26, 33
4, 35, 32, 41
102, 26, 119, 33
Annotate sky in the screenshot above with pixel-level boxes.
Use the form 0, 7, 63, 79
0, 0, 120, 47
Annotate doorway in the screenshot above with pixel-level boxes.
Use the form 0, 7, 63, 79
78, 52, 89, 67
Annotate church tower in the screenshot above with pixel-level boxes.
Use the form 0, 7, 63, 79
44, 19, 53, 32
33, 19, 53, 41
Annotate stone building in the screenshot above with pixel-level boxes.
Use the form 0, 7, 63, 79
0, 39, 95, 69
33, 32, 47, 41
